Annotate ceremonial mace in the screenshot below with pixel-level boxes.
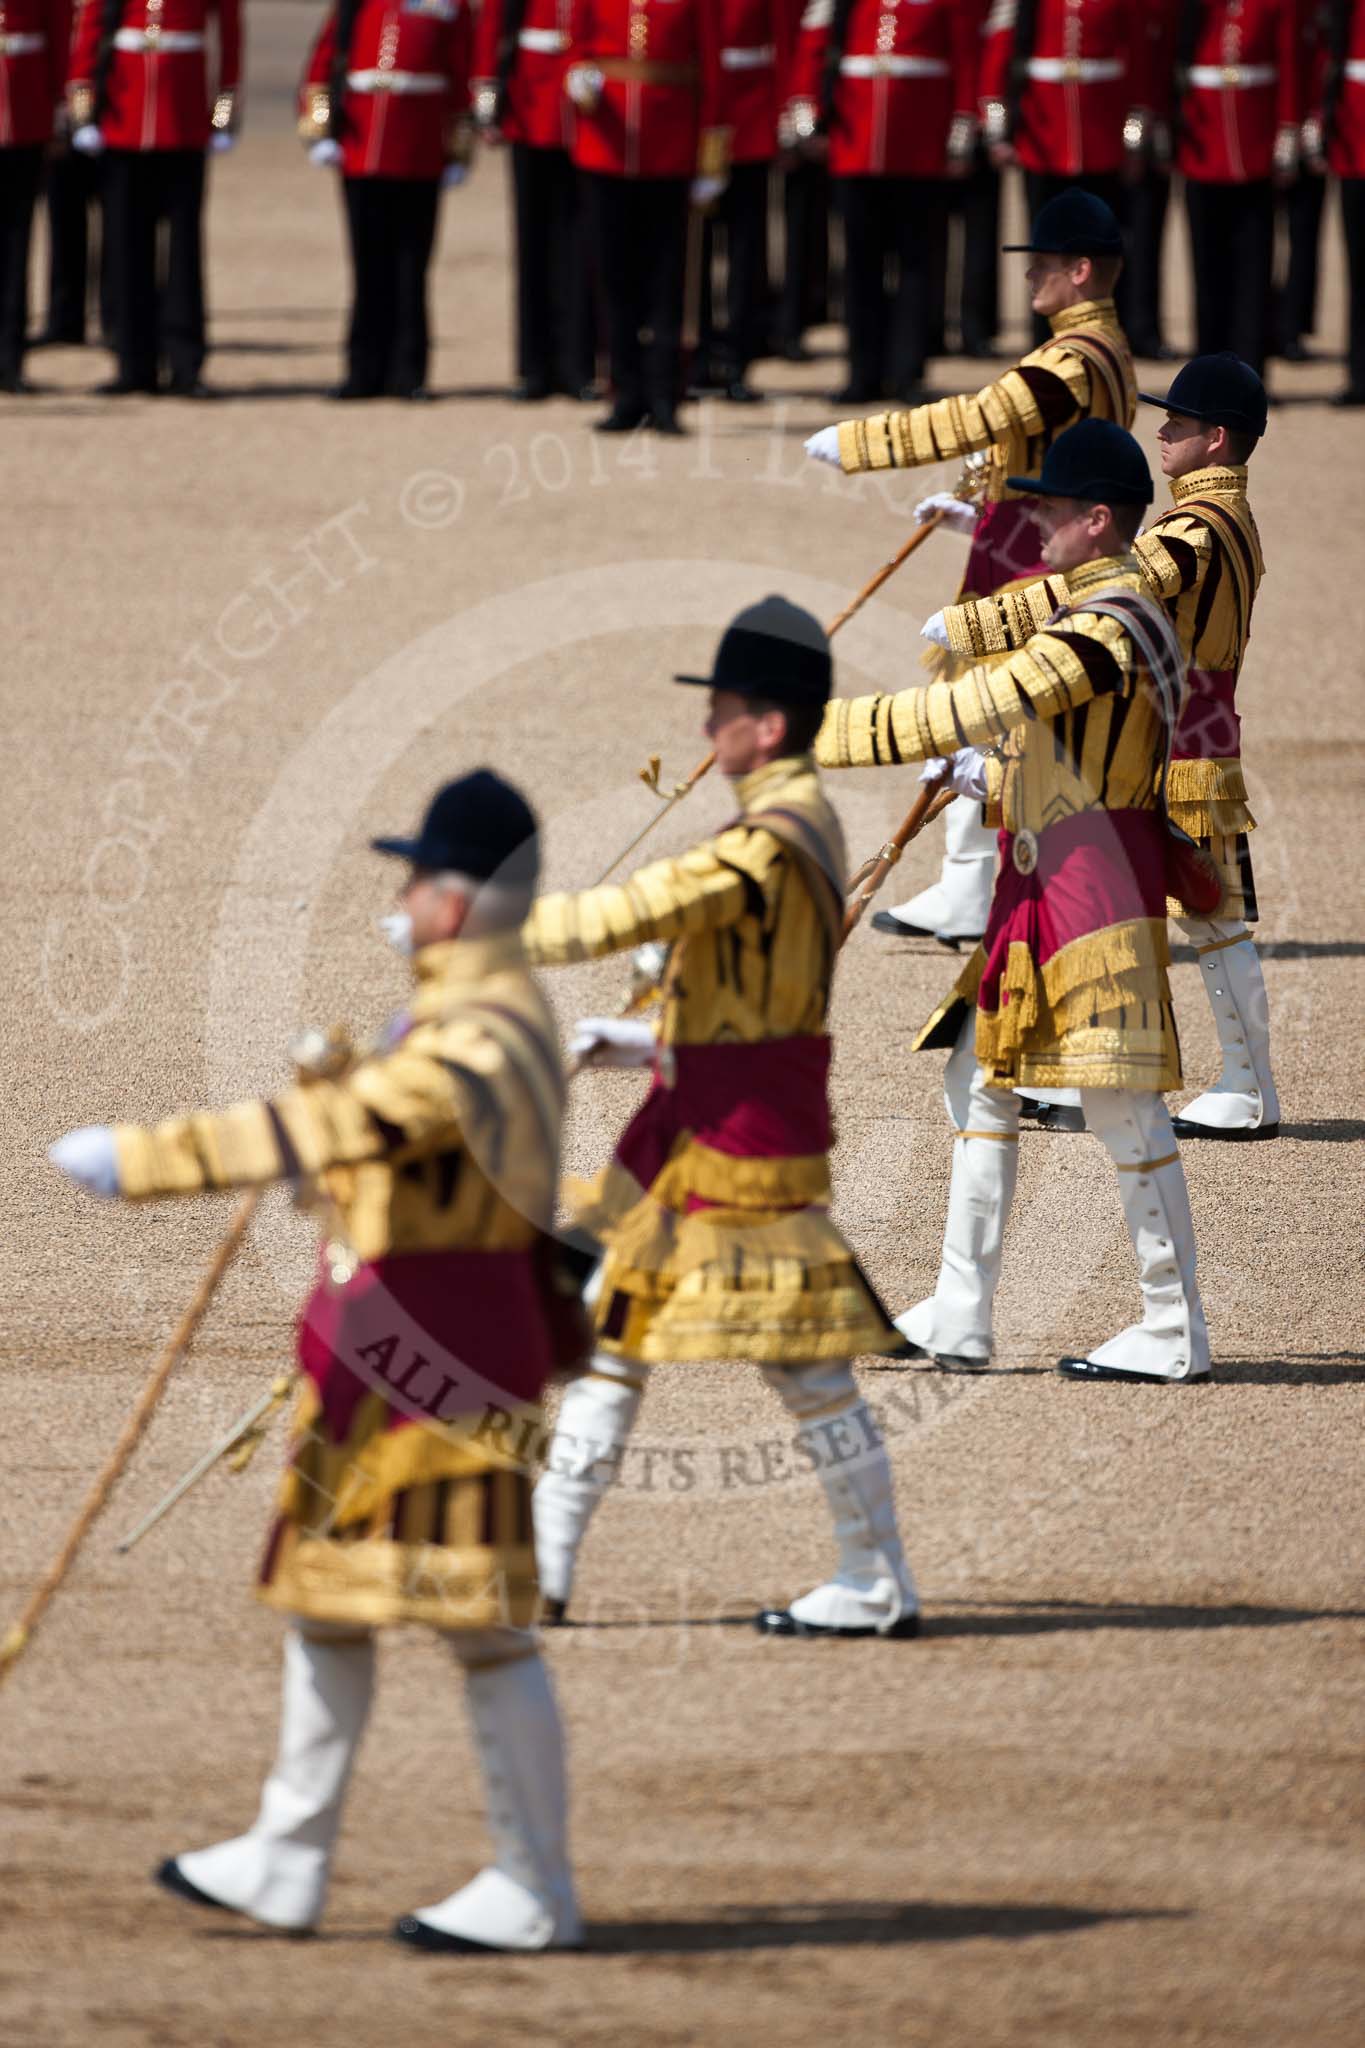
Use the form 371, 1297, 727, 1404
594, 507, 952, 886
0, 1031, 354, 1686
0, 1187, 260, 1690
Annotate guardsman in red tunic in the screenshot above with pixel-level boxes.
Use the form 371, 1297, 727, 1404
1124, 0, 1179, 356
565, 0, 728, 433
693, 0, 791, 400
784, 0, 980, 404
300, 0, 473, 402
67, 0, 242, 395
470, 0, 596, 401
1274, 0, 1328, 358
0, 0, 69, 388
1170, 0, 1303, 376
980, 0, 1154, 343
1306, 0, 1365, 402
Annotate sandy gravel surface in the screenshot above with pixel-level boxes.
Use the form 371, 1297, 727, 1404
2, 5, 1363, 2043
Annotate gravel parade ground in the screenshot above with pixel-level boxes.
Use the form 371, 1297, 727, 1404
2, 5, 1363, 2042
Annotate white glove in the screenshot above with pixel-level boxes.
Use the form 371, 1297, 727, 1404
441, 161, 468, 188
565, 63, 603, 111
308, 137, 343, 168
804, 425, 842, 466
914, 491, 978, 537
49, 1126, 121, 1198
918, 757, 951, 787
209, 129, 236, 154
949, 748, 989, 801
921, 608, 950, 650
690, 173, 726, 208
71, 123, 105, 156
568, 1017, 657, 1069
631, 940, 669, 988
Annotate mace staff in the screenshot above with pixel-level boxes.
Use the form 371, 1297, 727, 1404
0, 1186, 261, 1692
594, 507, 953, 886
842, 781, 959, 940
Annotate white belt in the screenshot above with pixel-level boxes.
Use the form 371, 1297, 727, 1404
346, 68, 448, 94
0, 31, 45, 54
1344, 60, 1365, 85
113, 28, 205, 51
517, 27, 567, 54
721, 44, 775, 71
839, 54, 949, 79
1185, 63, 1277, 89
1026, 56, 1125, 84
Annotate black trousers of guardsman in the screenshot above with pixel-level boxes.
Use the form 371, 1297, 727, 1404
1184, 175, 1275, 376
777, 155, 829, 351
510, 141, 595, 395
1342, 177, 1365, 396
585, 169, 689, 415
837, 173, 946, 401
1125, 165, 1170, 358
103, 146, 207, 390
341, 172, 440, 397
0, 143, 42, 384
697, 157, 770, 378
42, 145, 114, 345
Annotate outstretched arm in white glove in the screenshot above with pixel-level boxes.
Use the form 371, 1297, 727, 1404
50, 1127, 121, 1197
914, 491, 979, 537
804, 426, 842, 466
918, 750, 987, 800
568, 1018, 658, 1069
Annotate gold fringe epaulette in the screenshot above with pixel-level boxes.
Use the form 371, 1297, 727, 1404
1165, 757, 1256, 840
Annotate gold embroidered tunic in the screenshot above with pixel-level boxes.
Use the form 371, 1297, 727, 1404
112, 934, 565, 1631
523, 755, 901, 1363
938, 465, 1266, 916
835, 298, 1136, 495
817, 558, 1183, 1091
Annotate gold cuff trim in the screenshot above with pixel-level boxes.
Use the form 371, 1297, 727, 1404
956, 1129, 1020, 1143
586, 1367, 646, 1392
1116, 1152, 1179, 1173
1195, 931, 1249, 958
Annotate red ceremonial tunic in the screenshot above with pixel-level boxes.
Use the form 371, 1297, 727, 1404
567, 0, 725, 179
1174, 0, 1302, 182
0, 0, 68, 147
471, 0, 575, 149
716, 0, 790, 162
979, 0, 1148, 178
1324, 0, 1365, 178
301, 0, 471, 180
68, 0, 241, 151
787, 0, 978, 179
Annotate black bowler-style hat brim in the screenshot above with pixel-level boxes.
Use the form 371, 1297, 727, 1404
372, 768, 540, 884
1136, 389, 1267, 430
1135, 354, 1268, 438
1005, 417, 1154, 506
674, 595, 833, 709
1002, 188, 1124, 257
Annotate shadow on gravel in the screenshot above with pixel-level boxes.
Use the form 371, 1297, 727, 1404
1214, 1351, 1365, 1381
584, 1899, 1185, 1952
929, 1599, 1365, 1638
1270, 1121, 1365, 1143
202, 1899, 1183, 1950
